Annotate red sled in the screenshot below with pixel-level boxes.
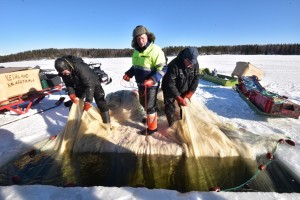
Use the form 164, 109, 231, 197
0, 67, 64, 115
0, 84, 63, 115
235, 76, 300, 119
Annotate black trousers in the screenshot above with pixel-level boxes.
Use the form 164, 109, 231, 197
164, 97, 177, 118
138, 85, 159, 114
75, 84, 109, 113
94, 84, 109, 112
163, 91, 186, 120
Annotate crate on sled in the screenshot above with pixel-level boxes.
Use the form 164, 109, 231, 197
232, 62, 265, 81
0, 68, 42, 103
0, 67, 64, 114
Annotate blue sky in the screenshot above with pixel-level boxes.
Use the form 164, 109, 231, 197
1, 0, 299, 55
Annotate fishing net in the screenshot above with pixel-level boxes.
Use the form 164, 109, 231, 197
53, 90, 256, 159
171, 98, 254, 158
53, 90, 183, 156
2, 91, 298, 192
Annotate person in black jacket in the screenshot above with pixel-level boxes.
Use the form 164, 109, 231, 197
54, 55, 110, 124
161, 47, 200, 127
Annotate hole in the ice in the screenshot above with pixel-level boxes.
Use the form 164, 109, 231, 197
1, 151, 299, 193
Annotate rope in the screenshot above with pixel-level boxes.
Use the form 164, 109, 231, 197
144, 86, 149, 140
120, 79, 136, 89
218, 138, 292, 192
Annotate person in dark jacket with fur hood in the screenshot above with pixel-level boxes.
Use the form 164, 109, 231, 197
54, 55, 111, 125
162, 47, 200, 127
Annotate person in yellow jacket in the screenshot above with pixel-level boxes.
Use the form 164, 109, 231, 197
123, 25, 167, 135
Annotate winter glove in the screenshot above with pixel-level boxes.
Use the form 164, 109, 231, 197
182, 91, 194, 100
123, 74, 131, 82
176, 96, 187, 106
83, 102, 92, 111
69, 94, 79, 104
143, 78, 154, 87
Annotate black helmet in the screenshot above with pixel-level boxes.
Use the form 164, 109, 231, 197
54, 58, 72, 73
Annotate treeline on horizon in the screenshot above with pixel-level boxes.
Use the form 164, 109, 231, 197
0, 43, 299, 63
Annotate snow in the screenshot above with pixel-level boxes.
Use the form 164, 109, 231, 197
1, 55, 300, 200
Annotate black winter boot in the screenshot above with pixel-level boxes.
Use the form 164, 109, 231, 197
100, 111, 111, 124
166, 114, 174, 127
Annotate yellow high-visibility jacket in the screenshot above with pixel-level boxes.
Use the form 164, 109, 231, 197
125, 42, 166, 85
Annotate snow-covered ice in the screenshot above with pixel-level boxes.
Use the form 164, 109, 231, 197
0, 55, 300, 200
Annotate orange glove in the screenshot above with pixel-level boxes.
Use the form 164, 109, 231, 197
143, 78, 154, 87
69, 94, 79, 104
183, 91, 194, 100
123, 74, 131, 82
83, 102, 92, 111
176, 96, 187, 106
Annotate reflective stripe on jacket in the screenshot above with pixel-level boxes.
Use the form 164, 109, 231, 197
126, 42, 166, 85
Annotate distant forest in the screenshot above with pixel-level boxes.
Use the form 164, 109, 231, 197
0, 44, 299, 63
